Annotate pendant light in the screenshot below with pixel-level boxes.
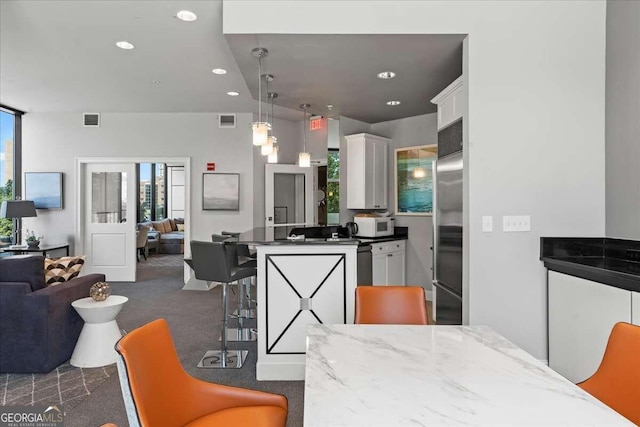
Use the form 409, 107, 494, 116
251, 48, 270, 146
298, 103, 311, 168
267, 91, 279, 163
261, 75, 275, 156
412, 149, 426, 178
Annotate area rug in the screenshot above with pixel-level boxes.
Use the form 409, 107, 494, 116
1, 362, 117, 410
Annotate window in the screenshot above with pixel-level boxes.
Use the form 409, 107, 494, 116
327, 149, 340, 225
0, 106, 22, 245
137, 162, 167, 222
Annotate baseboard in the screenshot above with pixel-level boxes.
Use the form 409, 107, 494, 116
425, 290, 433, 301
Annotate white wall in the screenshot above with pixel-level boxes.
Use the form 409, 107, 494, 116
605, 0, 640, 239
371, 113, 439, 296
224, 0, 607, 360
22, 113, 255, 251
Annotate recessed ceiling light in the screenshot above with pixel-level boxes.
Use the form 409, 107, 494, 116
227, 91, 240, 96
116, 41, 134, 50
176, 10, 197, 22
377, 71, 396, 79
212, 68, 227, 75
152, 80, 160, 84
386, 100, 401, 106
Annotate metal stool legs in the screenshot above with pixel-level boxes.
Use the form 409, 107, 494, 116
225, 278, 257, 342
197, 282, 248, 369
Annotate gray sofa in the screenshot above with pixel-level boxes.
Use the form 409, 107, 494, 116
138, 218, 184, 254
0, 255, 106, 373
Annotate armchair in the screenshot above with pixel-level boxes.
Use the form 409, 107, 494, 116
0, 255, 106, 373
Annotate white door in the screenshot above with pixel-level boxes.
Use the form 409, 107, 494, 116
83, 163, 137, 282
265, 164, 315, 236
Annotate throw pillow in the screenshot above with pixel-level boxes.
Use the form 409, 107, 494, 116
161, 218, 172, 233
44, 256, 86, 286
169, 218, 176, 231
152, 221, 164, 233
177, 224, 185, 232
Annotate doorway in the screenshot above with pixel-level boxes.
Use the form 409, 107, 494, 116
265, 164, 314, 239
75, 157, 191, 283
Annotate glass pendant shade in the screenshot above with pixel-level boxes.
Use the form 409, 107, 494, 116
298, 152, 311, 168
413, 167, 426, 178
252, 122, 270, 146
268, 146, 279, 163
261, 139, 274, 155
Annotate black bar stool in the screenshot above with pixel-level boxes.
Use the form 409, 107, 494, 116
215, 233, 257, 320
190, 240, 256, 369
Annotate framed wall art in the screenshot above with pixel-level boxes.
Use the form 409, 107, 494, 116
24, 172, 64, 209
394, 145, 437, 215
202, 173, 240, 211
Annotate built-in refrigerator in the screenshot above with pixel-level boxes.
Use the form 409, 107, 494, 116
432, 120, 463, 324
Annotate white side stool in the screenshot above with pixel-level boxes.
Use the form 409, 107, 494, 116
70, 295, 128, 368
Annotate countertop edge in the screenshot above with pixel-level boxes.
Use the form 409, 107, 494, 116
541, 257, 640, 293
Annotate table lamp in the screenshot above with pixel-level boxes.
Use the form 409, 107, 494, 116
0, 200, 37, 245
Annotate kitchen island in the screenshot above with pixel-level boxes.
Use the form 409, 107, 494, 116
541, 237, 640, 383
235, 227, 358, 380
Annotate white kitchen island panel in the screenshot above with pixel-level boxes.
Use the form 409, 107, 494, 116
257, 244, 357, 380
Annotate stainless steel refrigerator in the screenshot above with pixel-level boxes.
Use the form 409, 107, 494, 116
432, 120, 463, 324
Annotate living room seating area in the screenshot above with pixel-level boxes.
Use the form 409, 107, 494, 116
0, 255, 106, 373
138, 217, 184, 254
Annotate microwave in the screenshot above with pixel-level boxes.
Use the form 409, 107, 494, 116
354, 217, 395, 238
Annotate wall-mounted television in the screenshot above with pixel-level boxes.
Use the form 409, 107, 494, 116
24, 172, 63, 209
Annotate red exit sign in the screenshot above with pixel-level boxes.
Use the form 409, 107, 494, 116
309, 117, 323, 131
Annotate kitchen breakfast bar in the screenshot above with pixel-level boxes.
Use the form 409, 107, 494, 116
233, 227, 358, 380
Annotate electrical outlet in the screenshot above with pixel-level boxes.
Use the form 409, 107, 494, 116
503, 215, 531, 232
482, 216, 493, 232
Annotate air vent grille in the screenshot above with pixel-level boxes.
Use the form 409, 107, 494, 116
219, 114, 236, 128
83, 113, 100, 127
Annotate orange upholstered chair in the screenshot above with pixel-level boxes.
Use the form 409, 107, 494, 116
115, 319, 288, 427
355, 286, 429, 325
578, 322, 640, 425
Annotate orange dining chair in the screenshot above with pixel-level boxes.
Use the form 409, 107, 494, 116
577, 322, 640, 425
115, 319, 288, 427
355, 286, 429, 325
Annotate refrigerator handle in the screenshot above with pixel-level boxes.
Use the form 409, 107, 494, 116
431, 159, 438, 284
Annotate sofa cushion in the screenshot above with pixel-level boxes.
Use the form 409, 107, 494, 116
177, 223, 185, 232
161, 218, 172, 233
44, 256, 86, 286
151, 221, 164, 233
0, 255, 45, 291
168, 218, 176, 231
159, 232, 184, 243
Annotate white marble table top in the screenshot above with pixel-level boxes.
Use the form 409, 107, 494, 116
304, 325, 634, 426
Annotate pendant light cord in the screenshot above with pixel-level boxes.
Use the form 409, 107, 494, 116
303, 105, 307, 152
258, 55, 262, 122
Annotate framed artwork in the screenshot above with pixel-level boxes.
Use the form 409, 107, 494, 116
394, 145, 437, 215
24, 172, 63, 209
202, 173, 240, 210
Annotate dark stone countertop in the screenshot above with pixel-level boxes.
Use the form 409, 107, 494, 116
540, 237, 640, 293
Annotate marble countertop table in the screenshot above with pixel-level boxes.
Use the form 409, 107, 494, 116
304, 325, 634, 426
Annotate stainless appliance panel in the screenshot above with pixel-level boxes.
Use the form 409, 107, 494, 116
357, 244, 373, 285
434, 151, 463, 296
434, 283, 463, 325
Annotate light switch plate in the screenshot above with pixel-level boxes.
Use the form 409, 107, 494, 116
482, 216, 493, 232
503, 215, 531, 232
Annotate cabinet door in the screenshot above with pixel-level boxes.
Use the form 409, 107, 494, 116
633, 292, 640, 326
548, 271, 631, 383
372, 254, 387, 285
386, 251, 404, 285
372, 140, 388, 209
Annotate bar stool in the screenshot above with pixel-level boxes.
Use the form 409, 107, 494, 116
215, 233, 257, 320
190, 240, 256, 369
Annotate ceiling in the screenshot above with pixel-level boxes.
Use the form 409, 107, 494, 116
226, 34, 464, 123
0, 1, 464, 123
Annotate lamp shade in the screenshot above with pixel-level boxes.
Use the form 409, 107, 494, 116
298, 152, 311, 168
0, 200, 37, 218
268, 146, 279, 163
261, 139, 274, 155
252, 122, 270, 146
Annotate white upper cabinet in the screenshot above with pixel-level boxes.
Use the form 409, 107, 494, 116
346, 133, 390, 210
431, 76, 464, 131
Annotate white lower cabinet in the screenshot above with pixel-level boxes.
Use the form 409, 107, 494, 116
371, 240, 405, 286
633, 291, 640, 326
548, 271, 631, 383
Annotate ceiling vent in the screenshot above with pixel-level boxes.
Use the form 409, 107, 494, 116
219, 114, 236, 128
83, 113, 100, 127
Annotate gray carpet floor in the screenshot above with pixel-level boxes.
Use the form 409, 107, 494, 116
67, 255, 305, 427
